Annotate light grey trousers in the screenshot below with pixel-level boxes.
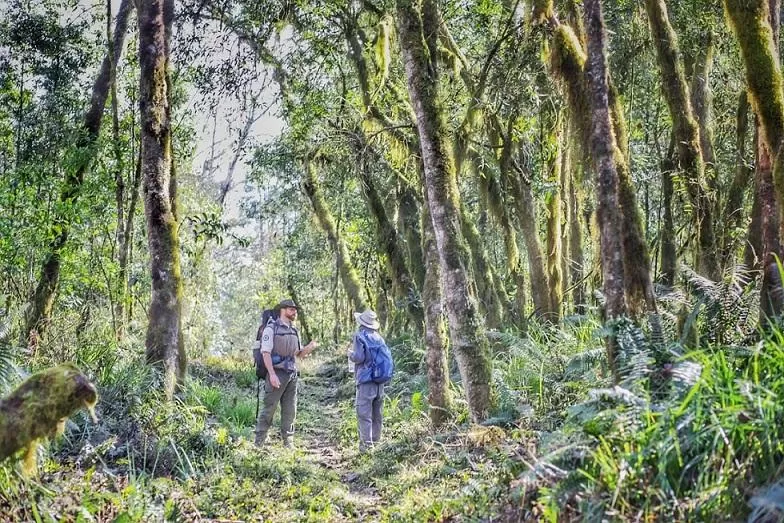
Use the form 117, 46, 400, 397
255, 369, 297, 445
356, 382, 385, 450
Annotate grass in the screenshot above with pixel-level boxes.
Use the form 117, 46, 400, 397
7, 314, 784, 521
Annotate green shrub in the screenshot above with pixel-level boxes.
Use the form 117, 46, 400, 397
223, 399, 256, 428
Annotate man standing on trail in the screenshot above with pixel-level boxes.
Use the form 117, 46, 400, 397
348, 309, 393, 452
255, 299, 318, 448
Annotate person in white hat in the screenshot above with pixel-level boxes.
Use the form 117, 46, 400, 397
348, 309, 393, 452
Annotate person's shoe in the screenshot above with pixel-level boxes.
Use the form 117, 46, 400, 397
282, 438, 293, 448
254, 433, 267, 448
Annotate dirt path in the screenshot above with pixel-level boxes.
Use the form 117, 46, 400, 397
296, 358, 383, 515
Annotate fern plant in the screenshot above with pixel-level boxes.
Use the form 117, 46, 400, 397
679, 264, 759, 345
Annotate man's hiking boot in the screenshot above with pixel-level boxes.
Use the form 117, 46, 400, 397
282, 438, 293, 448
254, 433, 267, 448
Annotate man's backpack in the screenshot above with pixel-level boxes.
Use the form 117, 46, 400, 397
252, 308, 279, 380
356, 329, 394, 385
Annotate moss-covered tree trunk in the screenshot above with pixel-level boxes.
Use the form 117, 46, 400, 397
302, 158, 367, 313
398, 0, 492, 422
725, 0, 784, 325
487, 140, 527, 327
690, 33, 716, 172
567, 159, 586, 313
508, 170, 554, 321
584, 0, 627, 380
356, 142, 424, 331
23, 0, 134, 345
397, 183, 426, 291
421, 198, 451, 427
140, 0, 186, 399
546, 125, 565, 323
546, 17, 656, 316
644, 0, 718, 279
459, 202, 505, 329
660, 151, 678, 286
721, 92, 753, 266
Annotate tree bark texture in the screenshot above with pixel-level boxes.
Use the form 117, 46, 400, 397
398, 0, 492, 422
645, 0, 718, 279
725, 0, 784, 324
476, 144, 526, 327
356, 143, 424, 330
421, 199, 451, 427
140, 0, 186, 399
546, 125, 565, 323
549, 20, 656, 316
721, 91, 753, 266
302, 159, 367, 313
584, 0, 627, 380
23, 0, 134, 344
397, 182, 426, 291
690, 33, 716, 170
459, 202, 505, 329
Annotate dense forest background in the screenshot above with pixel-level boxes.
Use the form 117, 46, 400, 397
3, 0, 784, 520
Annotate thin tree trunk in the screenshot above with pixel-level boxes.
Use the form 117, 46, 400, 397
217, 104, 258, 208
302, 157, 367, 312
472, 145, 526, 327
23, 0, 134, 344
584, 0, 627, 381
568, 159, 586, 313
722, 92, 754, 266
660, 150, 678, 286
459, 202, 504, 329
546, 124, 565, 322
508, 170, 554, 321
397, 183, 426, 291
645, 0, 718, 279
110, 0, 126, 339
398, 0, 492, 422
690, 33, 716, 171
140, 0, 185, 399
421, 198, 451, 427
356, 140, 424, 330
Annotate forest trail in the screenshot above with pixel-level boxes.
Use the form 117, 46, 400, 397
198, 353, 387, 520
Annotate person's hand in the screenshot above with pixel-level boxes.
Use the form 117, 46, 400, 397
269, 373, 281, 389
306, 340, 319, 351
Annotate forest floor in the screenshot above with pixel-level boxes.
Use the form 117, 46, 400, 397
1, 350, 528, 522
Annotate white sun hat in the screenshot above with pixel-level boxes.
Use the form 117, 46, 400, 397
354, 309, 380, 330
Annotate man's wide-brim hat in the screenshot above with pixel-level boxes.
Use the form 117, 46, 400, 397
278, 299, 298, 309
354, 309, 380, 330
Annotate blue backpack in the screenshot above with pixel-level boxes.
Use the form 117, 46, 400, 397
356, 329, 394, 384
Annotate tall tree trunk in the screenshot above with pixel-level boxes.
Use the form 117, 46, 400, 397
140, 0, 185, 399
356, 141, 424, 330
690, 33, 716, 171
725, 0, 784, 325
660, 151, 678, 286
568, 160, 586, 313
459, 202, 505, 329
302, 157, 367, 312
644, 0, 718, 279
397, 182, 426, 291
584, 0, 627, 381
546, 126, 564, 323
398, 0, 492, 422
473, 145, 526, 327
508, 171, 554, 321
22, 0, 134, 345
721, 92, 754, 266
421, 199, 451, 427
547, 17, 656, 316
